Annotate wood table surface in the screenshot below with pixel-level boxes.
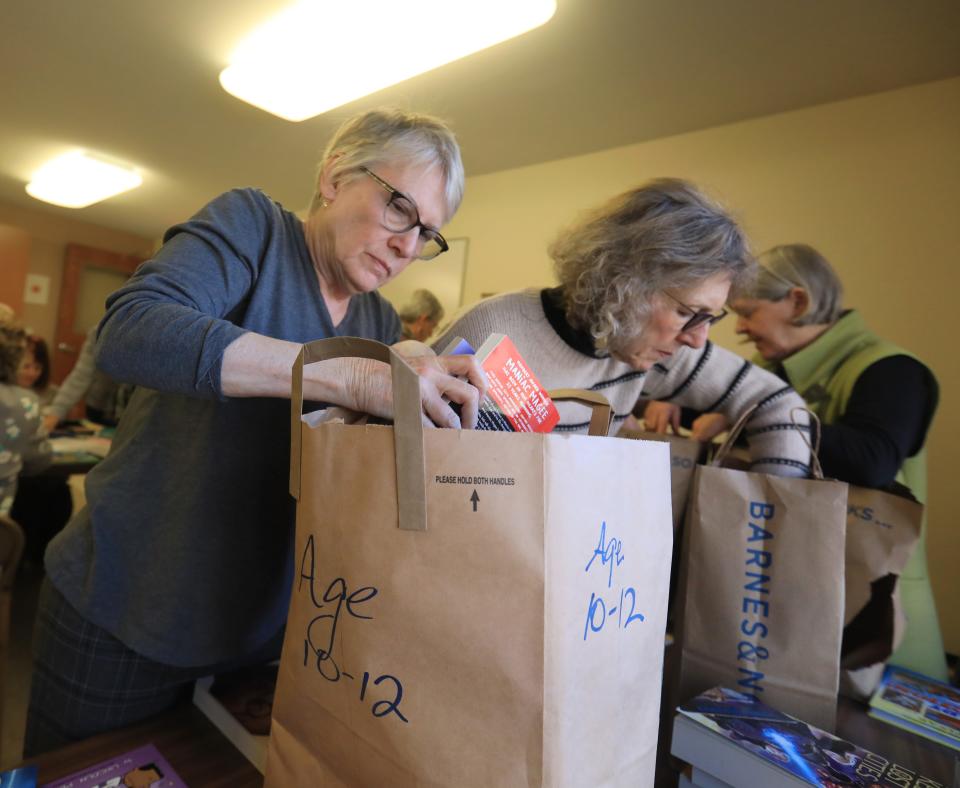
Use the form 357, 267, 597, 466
17, 702, 263, 787
16, 648, 957, 786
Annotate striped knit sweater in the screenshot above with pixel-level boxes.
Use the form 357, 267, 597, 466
434, 288, 811, 477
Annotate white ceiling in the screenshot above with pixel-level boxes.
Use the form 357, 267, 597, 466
2, 0, 959, 240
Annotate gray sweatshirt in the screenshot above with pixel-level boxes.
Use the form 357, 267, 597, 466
45, 188, 401, 666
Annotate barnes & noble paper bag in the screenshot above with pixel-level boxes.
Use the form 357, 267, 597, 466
264, 338, 674, 787
677, 460, 847, 732
841, 483, 922, 699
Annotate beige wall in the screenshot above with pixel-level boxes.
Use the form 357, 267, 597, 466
0, 200, 154, 343
444, 77, 960, 652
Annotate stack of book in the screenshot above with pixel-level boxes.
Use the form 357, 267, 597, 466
867, 665, 960, 753
671, 686, 947, 787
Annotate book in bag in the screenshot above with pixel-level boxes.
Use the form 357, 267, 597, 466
441, 334, 559, 432
671, 686, 947, 787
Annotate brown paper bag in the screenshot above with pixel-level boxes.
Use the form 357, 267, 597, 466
264, 338, 674, 787
617, 430, 706, 534
677, 422, 848, 732
840, 483, 923, 699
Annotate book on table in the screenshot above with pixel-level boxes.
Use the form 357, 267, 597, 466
0, 765, 37, 788
671, 686, 947, 787
40, 743, 186, 787
867, 665, 960, 752
440, 334, 559, 432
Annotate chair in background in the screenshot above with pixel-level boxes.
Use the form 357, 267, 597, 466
0, 514, 25, 648
0, 514, 25, 760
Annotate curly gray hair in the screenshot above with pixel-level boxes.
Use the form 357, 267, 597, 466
310, 108, 464, 222
734, 244, 844, 326
550, 178, 753, 353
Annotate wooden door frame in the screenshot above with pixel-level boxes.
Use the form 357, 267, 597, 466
53, 244, 144, 383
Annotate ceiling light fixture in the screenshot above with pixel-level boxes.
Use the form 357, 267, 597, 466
26, 151, 142, 208
219, 0, 558, 122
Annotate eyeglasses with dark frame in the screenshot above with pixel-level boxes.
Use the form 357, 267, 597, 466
361, 167, 449, 261
662, 290, 728, 332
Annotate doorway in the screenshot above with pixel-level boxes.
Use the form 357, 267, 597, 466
52, 244, 144, 385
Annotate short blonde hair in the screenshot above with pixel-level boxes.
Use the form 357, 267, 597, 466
550, 178, 753, 353
311, 108, 464, 222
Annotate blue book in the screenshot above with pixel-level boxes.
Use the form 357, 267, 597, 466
0, 765, 37, 788
672, 686, 946, 787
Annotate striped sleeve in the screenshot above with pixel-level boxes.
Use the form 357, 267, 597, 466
643, 342, 812, 477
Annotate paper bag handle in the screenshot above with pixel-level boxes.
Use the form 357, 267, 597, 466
547, 388, 612, 437
709, 403, 758, 467
290, 337, 427, 531
710, 403, 822, 480
791, 407, 825, 480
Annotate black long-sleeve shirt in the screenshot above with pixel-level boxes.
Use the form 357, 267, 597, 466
808, 355, 937, 487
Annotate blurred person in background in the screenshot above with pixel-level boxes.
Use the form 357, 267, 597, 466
16, 335, 57, 409
399, 287, 445, 341
0, 323, 51, 514
11, 333, 71, 561
42, 325, 129, 432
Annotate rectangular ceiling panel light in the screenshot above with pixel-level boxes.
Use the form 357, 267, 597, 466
220, 0, 557, 122
26, 151, 142, 208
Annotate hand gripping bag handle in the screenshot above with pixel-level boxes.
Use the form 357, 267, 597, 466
290, 337, 427, 531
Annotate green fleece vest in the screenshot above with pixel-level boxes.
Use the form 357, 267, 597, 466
758, 310, 927, 503
758, 311, 948, 678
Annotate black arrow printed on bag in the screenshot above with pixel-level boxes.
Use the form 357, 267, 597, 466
470, 490, 479, 511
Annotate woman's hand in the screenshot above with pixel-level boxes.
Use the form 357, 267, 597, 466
392, 340, 486, 428
643, 400, 682, 434
690, 412, 729, 442
341, 341, 486, 429
221, 333, 486, 428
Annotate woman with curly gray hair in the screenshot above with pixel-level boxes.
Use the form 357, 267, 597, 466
434, 178, 812, 476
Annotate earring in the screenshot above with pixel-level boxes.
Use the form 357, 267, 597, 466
317, 194, 329, 208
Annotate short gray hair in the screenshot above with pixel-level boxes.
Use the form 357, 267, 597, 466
311, 108, 465, 221
550, 178, 753, 353
735, 244, 844, 326
399, 289, 445, 323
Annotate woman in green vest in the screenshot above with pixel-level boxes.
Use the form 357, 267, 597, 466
729, 243, 946, 681
644, 242, 946, 679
